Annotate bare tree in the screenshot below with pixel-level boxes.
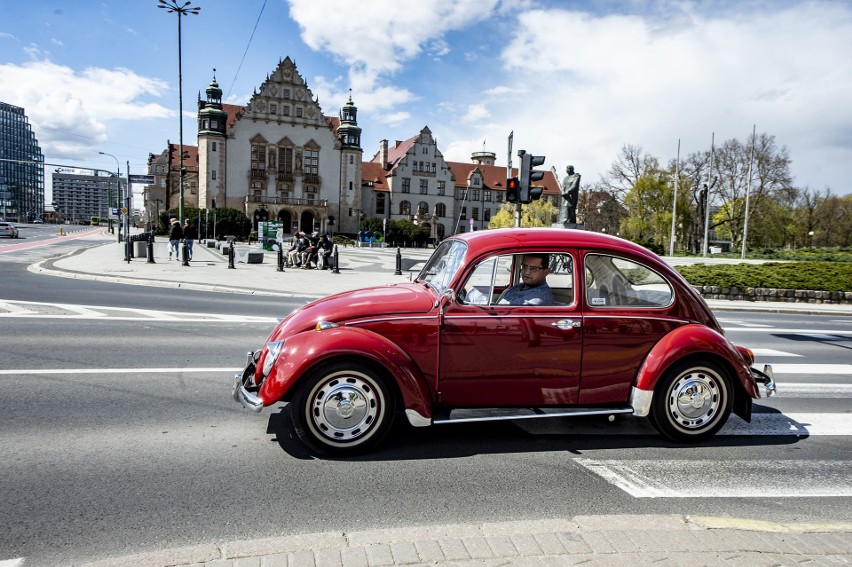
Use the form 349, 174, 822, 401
604, 144, 659, 203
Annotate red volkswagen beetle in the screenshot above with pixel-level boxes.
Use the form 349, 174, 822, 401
233, 228, 775, 455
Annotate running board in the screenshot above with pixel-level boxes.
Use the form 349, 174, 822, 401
432, 406, 634, 425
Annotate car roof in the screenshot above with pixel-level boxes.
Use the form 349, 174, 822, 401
451, 228, 661, 264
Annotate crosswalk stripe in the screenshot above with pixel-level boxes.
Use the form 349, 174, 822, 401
769, 363, 852, 375
574, 458, 852, 498
751, 348, 801, 357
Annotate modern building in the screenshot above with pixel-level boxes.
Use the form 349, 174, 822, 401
52, 170, 125, 225
0, 101, 44, 222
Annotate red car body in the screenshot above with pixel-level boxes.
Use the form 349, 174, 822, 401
234, 228, 775, 455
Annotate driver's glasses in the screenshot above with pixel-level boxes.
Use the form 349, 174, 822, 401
521, 264, 544, 273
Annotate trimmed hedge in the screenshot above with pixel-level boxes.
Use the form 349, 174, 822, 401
675, 261, 852, 293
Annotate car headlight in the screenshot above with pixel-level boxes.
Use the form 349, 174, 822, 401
262, 340, 285, 377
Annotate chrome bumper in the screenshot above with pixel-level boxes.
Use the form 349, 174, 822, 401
751, 363, 776, 397
232, 351, 264, 413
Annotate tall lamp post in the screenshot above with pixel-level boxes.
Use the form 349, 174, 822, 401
99, 151, 120, 240
158, 0, 200, 226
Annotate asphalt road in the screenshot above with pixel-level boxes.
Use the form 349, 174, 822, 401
1, 225, 850, 566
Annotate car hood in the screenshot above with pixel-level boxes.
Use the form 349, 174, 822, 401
269, 282, 436, 339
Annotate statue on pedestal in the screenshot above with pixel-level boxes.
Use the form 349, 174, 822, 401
559, 165, 581, 225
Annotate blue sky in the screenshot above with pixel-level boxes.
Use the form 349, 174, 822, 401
2, 0, 851, 204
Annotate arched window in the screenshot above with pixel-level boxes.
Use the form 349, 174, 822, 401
417, 201, 429, 216
435, 202, 446, 217
399, 200, 411, 216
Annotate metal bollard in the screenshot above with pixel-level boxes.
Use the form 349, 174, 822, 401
182, 242, 190, 266
332, 245, 340, 274
147, 234, 155, 264
125, 237, 131, 263
394, 247, 403, 275
228, 241, 236, 269
277, 245, 285, 272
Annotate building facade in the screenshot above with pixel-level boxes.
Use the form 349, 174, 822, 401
52, 170, 125, 225
0, 101, 44, 221
143, 57, 561, 237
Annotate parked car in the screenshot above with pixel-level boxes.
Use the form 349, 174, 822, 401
233, 228, 775, 455
0, 222, 19, 238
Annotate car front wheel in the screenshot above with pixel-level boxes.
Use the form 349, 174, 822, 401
650, 360, 732, 442
291, 362, 395, 456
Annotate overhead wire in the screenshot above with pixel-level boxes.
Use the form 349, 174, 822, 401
226, 0, 268, 100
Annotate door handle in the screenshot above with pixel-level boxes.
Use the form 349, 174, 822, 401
551, 319, 581, 329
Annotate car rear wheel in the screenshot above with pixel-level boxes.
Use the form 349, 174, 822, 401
650, 360, 732, 442
291, 362, 395, 456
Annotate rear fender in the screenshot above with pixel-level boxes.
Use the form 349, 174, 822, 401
633, 324, 759, 416
258, 326, 434, 420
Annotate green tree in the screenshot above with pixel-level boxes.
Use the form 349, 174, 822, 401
620, 171, 673, 248
488, 199, 557, 228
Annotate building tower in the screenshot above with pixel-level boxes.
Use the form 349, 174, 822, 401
0, 101, 44, 221
197, 71, 228, 210
337, 91, 363, 233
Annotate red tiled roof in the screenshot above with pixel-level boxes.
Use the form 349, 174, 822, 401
168, 143, 199, 171
362, 162, 389, 192
223, 103, 243, 129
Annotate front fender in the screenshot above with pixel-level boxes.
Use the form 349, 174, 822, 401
633, 323, 758, 399
258, 326, 434, 420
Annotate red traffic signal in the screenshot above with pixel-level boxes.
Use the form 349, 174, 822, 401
506, 177, 520, 203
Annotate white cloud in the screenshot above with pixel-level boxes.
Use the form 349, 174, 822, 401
463, 104, 491, 123
286, 0, 498, 89
479, 2, 852, 188
0, 60, 171, 160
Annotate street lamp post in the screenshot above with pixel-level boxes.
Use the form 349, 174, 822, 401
99, 151, 120, 240
158, 0, 200, 227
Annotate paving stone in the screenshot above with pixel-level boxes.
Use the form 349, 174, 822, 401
340, 547, 368, 567
509, 534, 543, 556
579, 532, 616, 554
364, 544, 394, 566
314, 548, 342, 567
389, 542, 420, 565
440, 538, 472, 561
459, 537, 493, 559
484, 535, 520, 558
553, 532, 592, 555
413, 540, 445, 562
288, 550, 315, 567
601, 531, 640, 553
260, 553, 289, 567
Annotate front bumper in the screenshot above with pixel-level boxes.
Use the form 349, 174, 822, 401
232, 351, 264, 413
751, 363, 776, 397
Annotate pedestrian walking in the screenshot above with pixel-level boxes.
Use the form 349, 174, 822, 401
168, 218, 183, 261
183, 220, 197, 261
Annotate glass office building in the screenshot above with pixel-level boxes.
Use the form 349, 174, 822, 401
0, 101, 44, 222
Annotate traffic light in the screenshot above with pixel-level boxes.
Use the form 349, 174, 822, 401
518, 150, 545, 203
506, 177, 519, 203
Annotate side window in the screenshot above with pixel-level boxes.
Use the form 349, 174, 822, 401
460, 253, 573, 307
459, 255, 513, 305
585, 254, 674, 308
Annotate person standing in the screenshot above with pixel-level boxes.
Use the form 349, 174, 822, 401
168, 218, 183, 261
183, 219, 197, 261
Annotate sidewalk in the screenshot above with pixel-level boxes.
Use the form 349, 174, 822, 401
30, 231, 852, 315
79, 515, 852, 567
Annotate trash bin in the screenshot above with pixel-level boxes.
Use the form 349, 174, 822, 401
133, 240, 147, 258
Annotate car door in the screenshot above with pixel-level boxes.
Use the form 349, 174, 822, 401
579, 252, 681, 405
437, 252, 583, 407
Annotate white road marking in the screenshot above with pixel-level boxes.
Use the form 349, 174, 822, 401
718, 319, 773, 328
722, 328, 852, 335
774, 383, 852, 397
0, 367, 242, 375
575, 458, 852, 498
751, 348, 802, 357
0, 299, 277, 323
769, 363, 852, 375
0, 559, 25, 567
722, 413, 852, 436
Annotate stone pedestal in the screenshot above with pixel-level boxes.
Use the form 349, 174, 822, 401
552, 222, 585, 230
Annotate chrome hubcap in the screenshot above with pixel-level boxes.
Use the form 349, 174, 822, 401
668, 370, 722, 430
310, 373, 380, 442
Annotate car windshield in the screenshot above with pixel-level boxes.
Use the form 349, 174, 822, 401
416, 239, 467, 294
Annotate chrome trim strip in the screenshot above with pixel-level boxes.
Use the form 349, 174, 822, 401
432, 407, 633, 424
405, 408, 432, 427
629, 387, 654, 417
232, 373, 263, 413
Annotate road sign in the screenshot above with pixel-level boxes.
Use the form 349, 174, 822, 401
128, 174, 155, 184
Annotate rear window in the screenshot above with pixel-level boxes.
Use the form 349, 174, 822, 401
585, 254, 674, 308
